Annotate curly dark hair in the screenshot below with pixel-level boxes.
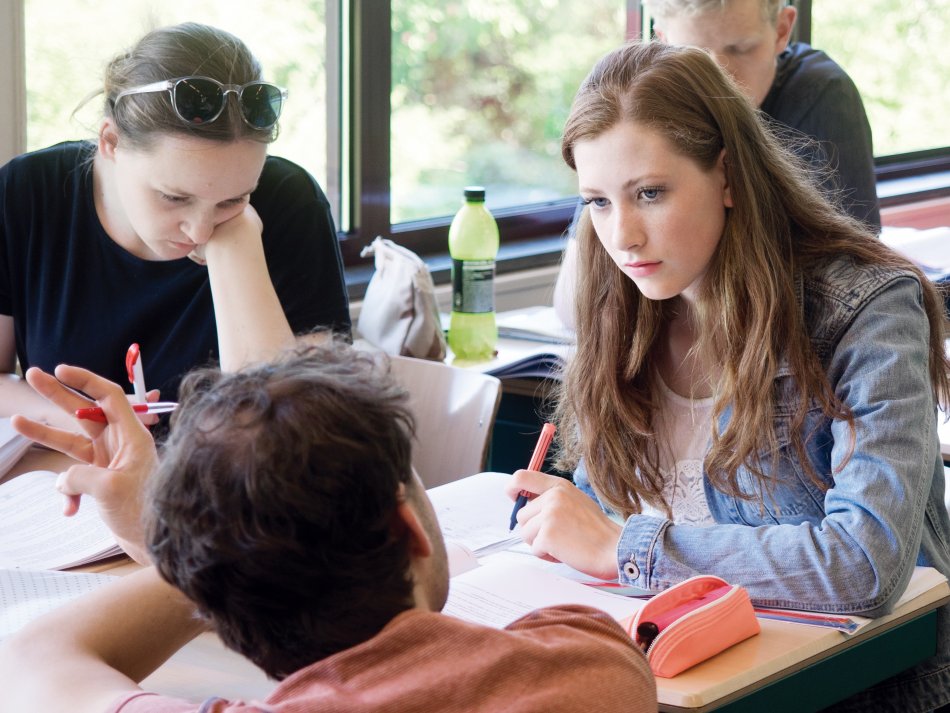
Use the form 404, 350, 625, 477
144, 341, 417, 679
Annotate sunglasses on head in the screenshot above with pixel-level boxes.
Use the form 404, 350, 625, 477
113, 76, 288, 130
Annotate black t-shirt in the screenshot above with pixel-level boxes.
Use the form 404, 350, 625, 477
0, 141, 350, 400
761, 42, 881, 230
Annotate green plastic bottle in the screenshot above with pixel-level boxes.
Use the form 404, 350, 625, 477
448, 186, 499, 361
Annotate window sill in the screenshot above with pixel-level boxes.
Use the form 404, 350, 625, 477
878, 169, 950, 208
345, 170, 950, 302
345, 233, 566, 301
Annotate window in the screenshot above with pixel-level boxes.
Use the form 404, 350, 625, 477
810, 0, 950, 159
343, 1, 637, 268
390, 1, 627, 223
7, 0, 949, 286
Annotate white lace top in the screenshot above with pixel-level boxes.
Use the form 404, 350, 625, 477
640, 379, 716, 526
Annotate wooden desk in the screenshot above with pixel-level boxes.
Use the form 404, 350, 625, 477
656, 585, 948, 712
4, 403, 948, 710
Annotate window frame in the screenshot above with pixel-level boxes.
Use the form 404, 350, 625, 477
791, 0, 950, 209
339, 0, 950, 284
2, 1, 948, 291
336, 0, 646, 284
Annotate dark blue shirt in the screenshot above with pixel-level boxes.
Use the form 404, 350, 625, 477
761, 42, 881, 231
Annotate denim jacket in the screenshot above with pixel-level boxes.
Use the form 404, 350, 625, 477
576, 256, 950, 712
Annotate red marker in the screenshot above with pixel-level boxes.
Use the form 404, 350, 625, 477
75, 401, 178, 423
508, 422, 556, 531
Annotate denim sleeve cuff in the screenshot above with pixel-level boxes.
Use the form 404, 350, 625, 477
616, 514, 670, 587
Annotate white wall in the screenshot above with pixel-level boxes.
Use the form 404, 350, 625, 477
0, 2, 26, 165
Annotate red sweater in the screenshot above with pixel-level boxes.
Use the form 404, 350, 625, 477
109, 606, 657, 713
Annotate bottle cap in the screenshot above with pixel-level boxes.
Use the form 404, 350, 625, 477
463, 186, 486, 201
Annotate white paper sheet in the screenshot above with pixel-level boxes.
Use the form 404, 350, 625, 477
428, 472, 523, 555
443, 560, 644, 629
0, 417, 32, 478
0, 569, 117, 640
0, 471, 121, 570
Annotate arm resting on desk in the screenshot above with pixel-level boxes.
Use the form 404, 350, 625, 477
0, 567, 206, 713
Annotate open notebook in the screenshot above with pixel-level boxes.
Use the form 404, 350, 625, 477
0, 470, 123, 570
430, 472, 950, 635
431, 473, 647, 629
495, 306, 575, 345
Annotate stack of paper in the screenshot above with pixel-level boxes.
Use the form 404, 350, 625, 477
0, 417, 32, 478
496, 306, 575, 345
0, 470, 123, 570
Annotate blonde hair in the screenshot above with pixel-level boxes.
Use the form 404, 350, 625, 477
100, 23, 276, 150
646, 0, 783, 25
555, 41, 949, 518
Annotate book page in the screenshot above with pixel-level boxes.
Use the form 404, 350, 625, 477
496, 306, 575, 345
445, 540, 480, 577
0, 569, 117, 641
428, 472, 523, 556
0, 471, 121, 570
443, 559, 644, 629
0, 418, 32, 479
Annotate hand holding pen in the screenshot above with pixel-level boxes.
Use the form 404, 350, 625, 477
504, 424, 622, 579
11, 363, 159, 564
509, 422, 556, 531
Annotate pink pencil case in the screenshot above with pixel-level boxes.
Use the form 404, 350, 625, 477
622, 575, 760, 678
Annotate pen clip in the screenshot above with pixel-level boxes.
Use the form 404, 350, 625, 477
125, 343, 146, 403
125, 343, 140, 384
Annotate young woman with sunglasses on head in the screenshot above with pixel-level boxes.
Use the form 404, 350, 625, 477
0, 23, 349, 416
507, 42, 950, 711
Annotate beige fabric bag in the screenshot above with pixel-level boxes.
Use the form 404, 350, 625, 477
357, 237, 447, 361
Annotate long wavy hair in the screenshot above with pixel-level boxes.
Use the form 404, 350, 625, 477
555, 41, 949, 518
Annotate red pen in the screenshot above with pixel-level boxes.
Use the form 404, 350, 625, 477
75, 401, 178, 423
508, 422, 556, 531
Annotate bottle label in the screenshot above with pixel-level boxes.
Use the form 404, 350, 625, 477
451, 259, 495, 313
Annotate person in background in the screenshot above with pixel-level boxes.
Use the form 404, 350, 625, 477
511, 41, 950, 712
0, 22, 350, 416
650, 0, 879, 229
0, 343, 657, 713
554, 0, 879, 328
